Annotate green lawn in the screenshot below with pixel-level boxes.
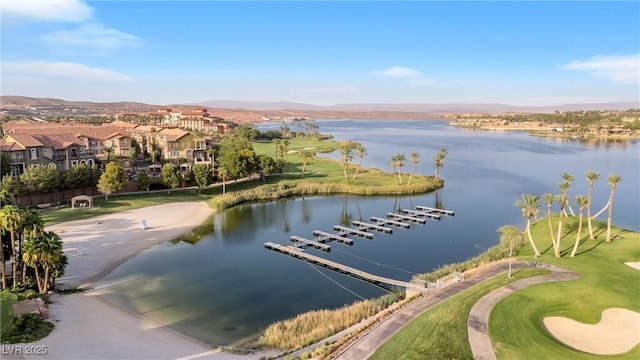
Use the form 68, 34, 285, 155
490, 217, 640, 359
371, 217, 640, 359
1, 291, 17, 337
370, 268, 549, 360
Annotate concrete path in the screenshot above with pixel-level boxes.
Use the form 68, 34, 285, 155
335, 261, 539, 360
467, 264, 578, 360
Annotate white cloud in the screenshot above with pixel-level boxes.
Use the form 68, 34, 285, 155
43, 24, 142, 54
373, 66, 423, 78
0, 0, 93, 23
564, 54, 640, 83
2, 61, 133, 81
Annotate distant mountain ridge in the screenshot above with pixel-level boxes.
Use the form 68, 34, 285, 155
195, 99, 639, 113
2, 95, 638, 115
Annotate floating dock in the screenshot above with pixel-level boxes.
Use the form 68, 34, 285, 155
264, 242, 422, 290
370, 216, 411, 229
415, 205, 455, 216
386, 212, 427, 224
289, 236, 331, 252
312, 230, 354, 245
400, 208, 441, 220
352, 220, 393, 234
333, 225, 374, 239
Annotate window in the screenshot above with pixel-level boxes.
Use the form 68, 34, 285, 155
122, 139, 128, 145
30, 148, 38, 160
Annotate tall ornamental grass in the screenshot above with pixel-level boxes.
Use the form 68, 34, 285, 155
259, 293, 402, 351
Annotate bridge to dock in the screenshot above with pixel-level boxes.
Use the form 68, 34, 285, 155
265, 242, 423, 291
265, 204, 455, 292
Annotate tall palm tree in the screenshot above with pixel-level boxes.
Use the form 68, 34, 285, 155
299, 151, 314, 178
542, 193, 556, 249
433, 148, 447, 179
605, 174, 622, 242
396, 154, 406, 184
0, 205, 23, 287
339, 142, 354, 180
571, 195, 588, 257
352, 144, 367, 180
514, 194, 541, 258
585, 170, 601, 240
19, 209, 43, 285
554, 193, 568, 257
407, 152, 420, 185
558, 181, 571, 217
560, 173, 575, 215
389, 155, 399, 185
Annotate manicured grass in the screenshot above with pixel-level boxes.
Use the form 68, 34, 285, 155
371, 216, 640, 359
1, 291, 17, 337
490, 217, 640, 360
370, 268, 549, 360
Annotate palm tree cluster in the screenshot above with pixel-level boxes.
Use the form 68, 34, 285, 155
514, 171, 622, 259
0, 201, 67, 292
389, 148, 447, 185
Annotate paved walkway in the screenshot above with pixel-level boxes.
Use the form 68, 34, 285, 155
467, 264, 578, 360
335, 261, 540, 360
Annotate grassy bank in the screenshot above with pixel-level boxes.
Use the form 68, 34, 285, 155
371, 217, 640, 359
259, 293, 402, 351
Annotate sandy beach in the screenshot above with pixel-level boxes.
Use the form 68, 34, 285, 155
5, 202, 268, 360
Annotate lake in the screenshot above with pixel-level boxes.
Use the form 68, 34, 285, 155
96, 119, 639, 347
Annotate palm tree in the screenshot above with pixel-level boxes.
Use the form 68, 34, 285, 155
22, 231, 64, 293
273, 138, 282, 161
389, 155, 399, 185
351, 144, 367, 180
585, 170, 601, 240
514, 194, 541, 258
396, 154, 406, 184
554, 193, 568, 257
0, 205, 23, 287
299, 151, 314, 177
571, 195, 588, 257
407, 152, 420, 185
339, 142, 354, 180
433, 148, 447, 179
605, 174, 622, 242
558, 181, 571, 217
20, 209, 43, 285
542, 193, 556, 249
560, 173, 575, 215
103, 144, 116, 162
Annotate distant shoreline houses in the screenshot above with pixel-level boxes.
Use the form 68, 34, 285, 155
1, 108, 237, 178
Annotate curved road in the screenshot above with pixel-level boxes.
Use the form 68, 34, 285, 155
335, 261, 548, 360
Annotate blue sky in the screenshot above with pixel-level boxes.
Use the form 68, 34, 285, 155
1, 0, 639, 106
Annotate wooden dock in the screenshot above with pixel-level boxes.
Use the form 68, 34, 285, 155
370, 216, 411, 229
333, 225, 374, 239
400, 208, 441, 220
386, 212, 427, 224
352, 220, 393, 234
290, 236, 331, 252
264, 242, 423, 291
416, 205, 455, 216
312, 230, 354, 245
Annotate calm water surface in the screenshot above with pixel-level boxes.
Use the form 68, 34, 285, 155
97, 120, 639, 346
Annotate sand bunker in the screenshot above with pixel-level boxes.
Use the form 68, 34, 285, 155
543, 308, 640, 355
625, 262, 640, 270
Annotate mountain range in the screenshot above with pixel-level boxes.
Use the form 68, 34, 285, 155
2, 96, 638, 120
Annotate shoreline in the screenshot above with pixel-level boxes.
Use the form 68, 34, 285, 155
19, 202, 270, 360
